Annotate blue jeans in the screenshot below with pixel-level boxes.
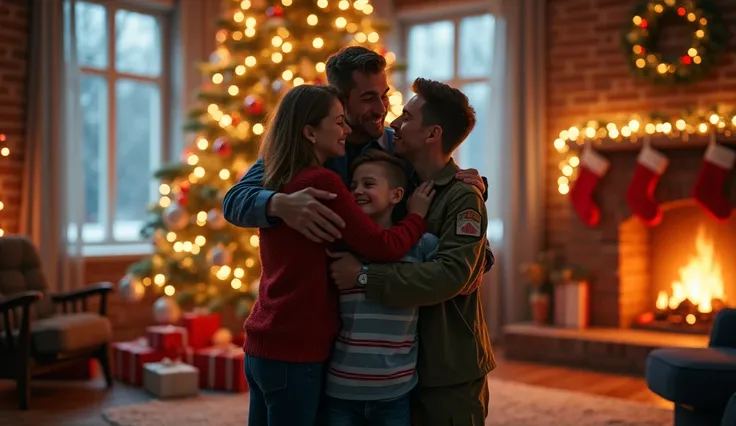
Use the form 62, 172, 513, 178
323, 393, 412, 426
245, 355, 326, 426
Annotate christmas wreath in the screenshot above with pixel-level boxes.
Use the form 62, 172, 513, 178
622, 0, 728, 85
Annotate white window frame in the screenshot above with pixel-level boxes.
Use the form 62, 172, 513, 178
397, 3, 503, 242
67, 0, 175, 257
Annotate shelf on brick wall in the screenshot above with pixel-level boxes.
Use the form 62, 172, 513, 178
575, 134, 736, 152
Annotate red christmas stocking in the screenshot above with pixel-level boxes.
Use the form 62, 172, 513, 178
626, 144, 669, 226
692, 143, 736, 222
570, 146, 610, 226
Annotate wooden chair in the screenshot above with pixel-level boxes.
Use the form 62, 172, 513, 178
0, 236, 114, 409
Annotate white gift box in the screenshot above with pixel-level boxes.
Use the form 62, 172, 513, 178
553, 280, 589, 329
143, 359, 199, 399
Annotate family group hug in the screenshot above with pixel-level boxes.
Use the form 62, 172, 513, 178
222, 45, 496, 426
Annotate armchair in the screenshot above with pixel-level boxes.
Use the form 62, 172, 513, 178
646, 308, 736, 426
0, 236, 114, 409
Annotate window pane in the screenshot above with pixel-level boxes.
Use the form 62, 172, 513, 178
407, 21, 454, 82
455, 82, 502, 241
114, 79, 161, 241
115, 10, 162, 77
75, 1, 108, 69
459, 14, 495, 79
80, 74, 108, 241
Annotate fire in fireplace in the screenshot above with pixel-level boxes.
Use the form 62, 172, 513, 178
638, 226, 728, 334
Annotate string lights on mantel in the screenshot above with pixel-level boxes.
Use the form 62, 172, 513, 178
0, 133, 9, 237
554, 109, 736, 195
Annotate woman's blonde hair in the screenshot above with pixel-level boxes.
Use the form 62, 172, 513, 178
259, 84, 341, 191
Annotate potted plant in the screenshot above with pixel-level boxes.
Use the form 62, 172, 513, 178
520, 251, 559, 325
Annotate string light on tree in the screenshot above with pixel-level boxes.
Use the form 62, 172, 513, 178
554, 108, 736, 195
125, 0, 402, 317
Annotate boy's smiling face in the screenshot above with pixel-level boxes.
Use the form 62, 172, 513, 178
351, 162, 405, 222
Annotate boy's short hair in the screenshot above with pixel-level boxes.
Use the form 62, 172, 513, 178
350, 149, 407, 189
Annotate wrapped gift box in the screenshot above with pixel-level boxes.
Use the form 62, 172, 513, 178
181, 311, 221, 349
192, 345, 247, 392
147, 325, 188, 356
113, 339, 166, 386
143, 359, 199, 399
554, 280, 589, 329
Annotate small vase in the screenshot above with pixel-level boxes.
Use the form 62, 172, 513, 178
530, 292, 550, 325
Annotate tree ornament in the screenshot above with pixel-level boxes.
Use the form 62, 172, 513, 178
153, 296, 181, 325
626, 142, 669, 226
179, 181, 191, 193
213, 137, 232, 157
211, 328, 233, 347
207, 208, 228, 230
163, 204, 189, 231
176, 191, 188, 207
244, 95, 264, 115
692, 141, 736, 221
208, 244, 233, 267
266, 5, 283, 18
621, 0, 728, 85
569, 145, 610, 226
118, 274, 145, 302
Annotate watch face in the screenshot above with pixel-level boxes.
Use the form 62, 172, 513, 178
358, 274, 368, 285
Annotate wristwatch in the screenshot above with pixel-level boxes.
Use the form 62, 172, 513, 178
357, 264, 369, 288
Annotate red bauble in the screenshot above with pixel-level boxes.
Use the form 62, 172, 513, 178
176, 192, 188, 206
213, 137, 232, 156
245, 95, 264, 115
267, 5, 284, 17
180, 181, 191, 193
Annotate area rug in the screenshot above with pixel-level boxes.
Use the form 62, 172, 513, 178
103, 378, 673, 426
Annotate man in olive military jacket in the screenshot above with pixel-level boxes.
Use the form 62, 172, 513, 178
329, 78, 495, 426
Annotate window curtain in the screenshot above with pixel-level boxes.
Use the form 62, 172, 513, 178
492, 0, 547, 325
19, 0, 85, 293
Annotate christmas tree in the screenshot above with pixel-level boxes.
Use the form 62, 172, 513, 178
126, 0, 403, 317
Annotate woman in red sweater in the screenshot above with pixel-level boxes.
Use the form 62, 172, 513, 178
243, 84, 434, 426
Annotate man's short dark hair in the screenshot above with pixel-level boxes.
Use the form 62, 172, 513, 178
326, 46, 387, 96
350, 149, 407, 189
411, 78, 476, 155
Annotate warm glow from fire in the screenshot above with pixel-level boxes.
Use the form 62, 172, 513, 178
656, 226, 725, 313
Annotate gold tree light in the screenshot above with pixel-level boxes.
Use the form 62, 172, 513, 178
126, 0, 402, 317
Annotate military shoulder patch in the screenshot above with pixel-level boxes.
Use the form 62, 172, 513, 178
456, 209, 481, 237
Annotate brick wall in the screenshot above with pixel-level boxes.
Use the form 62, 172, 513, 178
0, 0, 27, 236
546, 0, 736, 327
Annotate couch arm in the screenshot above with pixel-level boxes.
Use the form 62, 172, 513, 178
709, 308, 736, 348
51, 282, 114, 316
0, 291, 42, 353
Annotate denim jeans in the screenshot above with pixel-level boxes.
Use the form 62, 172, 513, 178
323, 393, 412, 426
245, 355, 326, 426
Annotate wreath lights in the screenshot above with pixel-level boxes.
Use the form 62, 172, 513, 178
622, 0, 728, 84
553, 108, 736, 195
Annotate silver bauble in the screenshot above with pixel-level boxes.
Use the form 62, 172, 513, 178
118, 274, 145, 302
152, 296, 181, 325
208, 245, 233, 267
207, 208, 228, 230
163, 204, 189, 231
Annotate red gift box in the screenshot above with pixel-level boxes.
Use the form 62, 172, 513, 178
146, 325, 188, 356
192, 345, 247, 392
181, 311, 221, 349
113, 339, 166, 386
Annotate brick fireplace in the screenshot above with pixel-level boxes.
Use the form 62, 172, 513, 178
571, 143, 736, 332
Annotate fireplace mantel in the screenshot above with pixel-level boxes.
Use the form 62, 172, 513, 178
567, 134, 736, 152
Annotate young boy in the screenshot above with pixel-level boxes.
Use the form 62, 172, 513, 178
324, 149, 437, 426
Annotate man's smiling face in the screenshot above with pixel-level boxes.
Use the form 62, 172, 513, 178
344, 70, 390, 142
390, 94, 430, 158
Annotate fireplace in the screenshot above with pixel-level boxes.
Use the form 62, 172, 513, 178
568, 145, 736, 334
623, 200, 735, 334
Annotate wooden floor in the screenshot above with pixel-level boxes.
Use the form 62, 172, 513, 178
0, 350, 672, 425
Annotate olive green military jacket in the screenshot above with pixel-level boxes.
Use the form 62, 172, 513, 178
364, 159, 496, 388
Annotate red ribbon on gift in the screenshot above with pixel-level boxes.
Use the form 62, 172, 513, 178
192, 344, 246, 392
113, 340, 166, 386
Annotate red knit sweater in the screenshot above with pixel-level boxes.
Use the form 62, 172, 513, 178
243, 167, 426, 363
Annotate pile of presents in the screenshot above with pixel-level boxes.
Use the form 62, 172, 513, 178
112, 311, 248, 398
